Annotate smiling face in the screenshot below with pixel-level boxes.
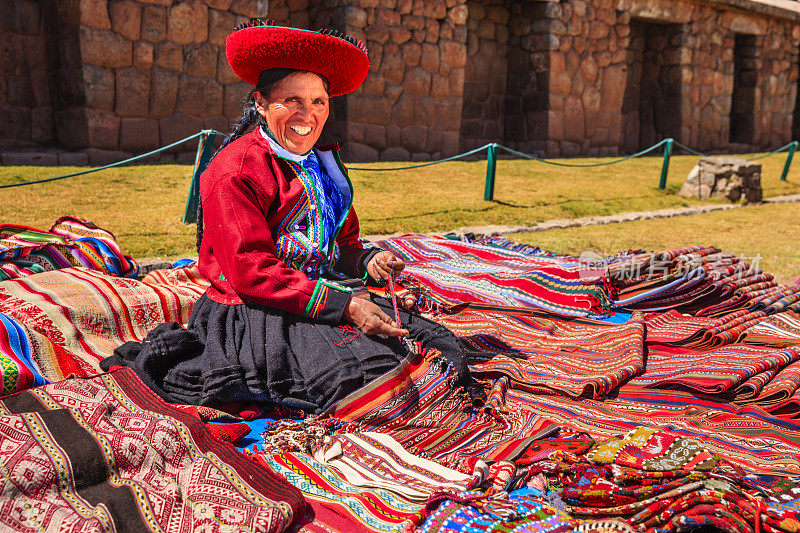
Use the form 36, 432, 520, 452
254, 71, 330, 155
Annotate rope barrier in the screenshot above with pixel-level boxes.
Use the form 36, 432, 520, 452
347, 144, 492, 171
1, 126, 795, 208
748, 141, 797, 161
496, 140, 668, 167
0, 130, 224, 190
672, 140, 707, 157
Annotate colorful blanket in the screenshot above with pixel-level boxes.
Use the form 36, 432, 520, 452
0, 368, 303, 532
2, 230, 800, 532
0, 216, 138, 280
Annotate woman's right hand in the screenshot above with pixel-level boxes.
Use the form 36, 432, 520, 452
343, 297, 408, 337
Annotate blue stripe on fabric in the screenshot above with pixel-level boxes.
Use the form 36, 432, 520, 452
0, 313, 48, 387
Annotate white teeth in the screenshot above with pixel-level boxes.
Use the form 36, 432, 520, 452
290, 125, 312, 135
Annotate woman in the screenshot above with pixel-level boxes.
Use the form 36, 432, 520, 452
102, 21, 468, 413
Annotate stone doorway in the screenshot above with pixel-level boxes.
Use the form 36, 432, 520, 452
622, 20, 685, 152
729, 34, 758, 145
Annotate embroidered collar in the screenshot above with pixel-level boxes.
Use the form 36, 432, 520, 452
260, 126, 316, 163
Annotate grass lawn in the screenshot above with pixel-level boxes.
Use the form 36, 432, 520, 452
1, 149, 798, 272
510, 202, 800, 283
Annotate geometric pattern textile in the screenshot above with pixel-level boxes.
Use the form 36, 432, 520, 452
434, 307, 646, 399
371, 235, 615, 317
0, 368, 304, 532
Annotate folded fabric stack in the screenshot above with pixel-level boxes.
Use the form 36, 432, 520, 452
0, 227, 798, 532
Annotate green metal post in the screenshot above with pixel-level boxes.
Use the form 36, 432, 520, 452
484, 143, 498, 201
182, 130, 218, 224
658, 138, 674, 190
779, 140, 798, 182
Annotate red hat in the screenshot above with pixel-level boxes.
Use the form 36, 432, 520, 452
226, 20, 370, 97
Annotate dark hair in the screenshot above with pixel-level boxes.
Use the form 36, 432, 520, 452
195, 68, 330, 251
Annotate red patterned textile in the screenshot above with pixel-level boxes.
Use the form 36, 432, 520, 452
0, 368, 304, 531
372, 235, 615, 317
0, 266, 207, 382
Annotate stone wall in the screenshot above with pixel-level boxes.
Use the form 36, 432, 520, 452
540, 0, 800, 156
1, 0, 798, 163
332, 0, 469, 162
0, 0, 53, 150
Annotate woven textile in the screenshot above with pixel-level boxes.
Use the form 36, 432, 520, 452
257, 451, 429, 532
0, 266, 206, 383
507, 385, 800, 476
327, 350, 559, 467
0, 368, 304, 532
371, 235, 614, 317
433, 307, 645, 399
0, 216, 138, 280
420, 492, 580, 533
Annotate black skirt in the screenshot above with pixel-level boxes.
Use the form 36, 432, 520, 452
100, 293, 468, 414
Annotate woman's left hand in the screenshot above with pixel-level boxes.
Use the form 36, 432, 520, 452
366, 251, 405, 284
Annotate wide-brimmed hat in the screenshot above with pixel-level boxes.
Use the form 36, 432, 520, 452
226, 20, 370, 97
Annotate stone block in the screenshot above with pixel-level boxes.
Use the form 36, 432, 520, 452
203, 0, 234, 9
401, 125, 427, 152
154, 41, 184, 71
184, 43, 217, 77
80, 0, 111, 29
115, 67, 151, 117
30, 107, 55, 144
160, 113, 204, 150
390, 26, 412, 45
380, 146, 411, 161
147, 69, 178, 120
1, 151, 59, 166
119, 117, 159, 152
84, 148, 131, 165
381, 44, 405, 84
403, 67, 431, 96
54, 108, 89, 149
448, 5, 467, 25
176, 75, 223, 117
346, 6, 367, 27
80, 65, 114, 111
402, 42, 421, 66
349, 95, 391, 126
168, 1, 209, 44
680, 157, 762, 203
347, 142, 379, 162
223, 81, 249, 117
110, 1, 141, 40
360, 73, 386, 96
389, 93, 414, 128
58, 151, 90, 166
204, 115, 230, 134
217, 49, 239, 84
230, 0, 269, 17
80, 26, 132, 68
440, 40, 465, 67
133, 41, 154, 68
141, 5, 167, 42
86, 108, 121, 149
209, 9, 236, 46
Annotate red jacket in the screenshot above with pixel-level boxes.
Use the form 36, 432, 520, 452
198, 129, 377, 323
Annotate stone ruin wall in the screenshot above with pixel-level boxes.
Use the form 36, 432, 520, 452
0, 1, 54, 157
1, 0, 798, 164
